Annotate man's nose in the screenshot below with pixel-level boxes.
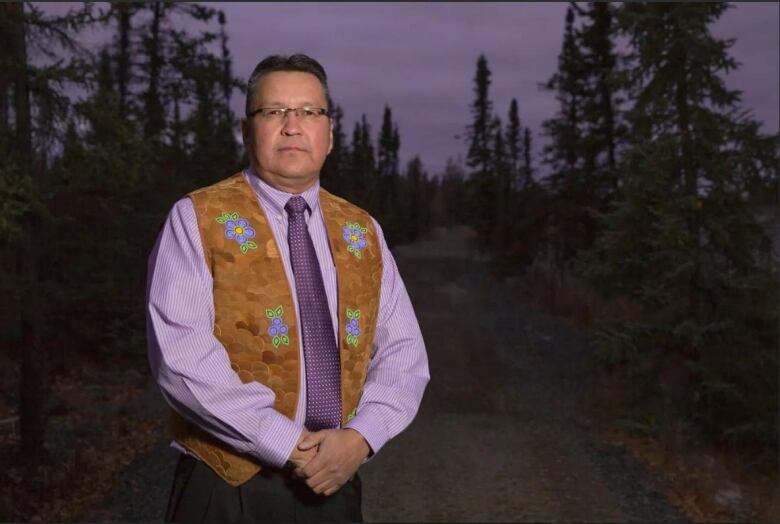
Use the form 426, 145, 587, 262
281, 112, 303, 135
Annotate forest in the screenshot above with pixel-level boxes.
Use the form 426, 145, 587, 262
0, 2, 777, 521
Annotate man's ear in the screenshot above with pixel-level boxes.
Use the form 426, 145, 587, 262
327, 118, 334, 155
240, 117, 250, 146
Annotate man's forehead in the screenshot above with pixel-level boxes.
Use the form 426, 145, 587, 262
255, 71, 326, 101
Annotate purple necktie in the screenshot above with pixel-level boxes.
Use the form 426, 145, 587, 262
285, 196, 342, 431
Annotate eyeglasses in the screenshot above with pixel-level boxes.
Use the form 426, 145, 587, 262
246, 106, 329, 121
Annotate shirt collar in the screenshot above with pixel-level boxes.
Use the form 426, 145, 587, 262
244, 165, 321, 217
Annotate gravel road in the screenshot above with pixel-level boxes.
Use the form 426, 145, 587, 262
83, 226, 688, 522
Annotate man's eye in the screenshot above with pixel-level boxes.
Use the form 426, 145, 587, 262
302, 108, 317, 117
266, 108, 284, 116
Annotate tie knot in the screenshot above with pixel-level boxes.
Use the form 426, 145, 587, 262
285, 196, 308, 216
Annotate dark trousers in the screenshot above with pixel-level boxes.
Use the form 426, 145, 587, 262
165, 454, 363, 523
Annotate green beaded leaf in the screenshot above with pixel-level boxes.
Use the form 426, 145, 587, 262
229, 212, 239, 220
347, 408, 357, 421
353, 309, 361, 319
346, 308, 355, 320
275, 305, 283, 317
280, 335, 289, 345
244, 241, 257, 250
272, 335, 280, 348
265, 308, 275, 319
360, 227, 367, 234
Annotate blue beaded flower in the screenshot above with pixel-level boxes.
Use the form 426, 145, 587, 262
216, 211, 257, 254
342, 222, 368, 259
265, 305, 289, 349
345, 308, 361, 347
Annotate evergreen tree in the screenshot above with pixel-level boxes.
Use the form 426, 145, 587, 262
109, 2, 137, 120
403, 156, 429, 241
576, 1, 623, 200
465, 54, 497, 246
375, 105, 404, 245
320, 104, 348, 196
522, 127, 534, 187
0, 1, 95, 460
433, 157, 467, 227
377, 105, 400, 180
506, 98, 523, 191
540, 5, 600, 262
491, 117, 510, 251
582, 2, 779, 453
466, 54, 494, 176
348, 115, 376, 209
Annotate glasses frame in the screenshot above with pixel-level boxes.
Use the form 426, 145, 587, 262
246, 106, 330, 120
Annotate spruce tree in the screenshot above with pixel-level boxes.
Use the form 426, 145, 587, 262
582, 2, 779, 452
320, 104, 348, 196
540, 6, 592, 262
522, 128, 534, 187
376, 105, 403, 245
465, 54, 496, 245
1, 1, 95, 460
506, 98, 522, 190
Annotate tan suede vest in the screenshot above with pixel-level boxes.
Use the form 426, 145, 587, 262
170, 172, 383, 486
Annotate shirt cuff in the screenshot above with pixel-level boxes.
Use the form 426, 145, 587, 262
343, 405, 391, 464
250, 410, 304, 468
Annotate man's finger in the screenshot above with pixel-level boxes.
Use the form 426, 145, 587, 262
305, 466, 334, 490
311, 476, 339, 496
298, 449, 329, 479
298, 430, 326, 451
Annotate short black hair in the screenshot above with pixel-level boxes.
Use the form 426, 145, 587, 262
245, 54, 330, 116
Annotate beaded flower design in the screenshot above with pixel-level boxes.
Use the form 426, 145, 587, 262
342, 222, 368, 259
345, 308, 361, 347
216, 211, 257, 254
265, 305, 290, 349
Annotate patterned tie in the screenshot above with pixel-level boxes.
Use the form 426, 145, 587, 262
285, 196, 342, 431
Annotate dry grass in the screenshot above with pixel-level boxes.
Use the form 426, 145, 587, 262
0, 359, 165, 522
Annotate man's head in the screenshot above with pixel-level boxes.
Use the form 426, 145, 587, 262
241, 54, 333, 194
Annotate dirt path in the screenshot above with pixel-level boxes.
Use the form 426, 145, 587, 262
85, 226, 687, 522
360, 226, 685, 522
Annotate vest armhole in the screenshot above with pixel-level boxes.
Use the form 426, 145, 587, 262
186, 194, 215, 277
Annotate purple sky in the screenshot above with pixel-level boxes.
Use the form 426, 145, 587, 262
213, 2, 779, 175
41, 2, 780, 176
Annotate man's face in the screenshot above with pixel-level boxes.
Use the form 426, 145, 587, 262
242, 71, 333, 193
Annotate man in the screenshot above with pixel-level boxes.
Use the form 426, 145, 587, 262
146, 54, 430, 523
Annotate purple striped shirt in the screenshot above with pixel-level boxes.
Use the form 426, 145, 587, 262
146, 169, 430, 468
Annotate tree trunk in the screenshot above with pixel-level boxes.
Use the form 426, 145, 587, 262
144, 2, 165, 138
593, 3, 617, 189
116, 3, 132, 119
9, 1, 46, 461
674, 46, 701, 331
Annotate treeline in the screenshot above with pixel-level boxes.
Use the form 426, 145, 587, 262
0, 1, 440, 463
459, 3, 778, 464
321, 105, 436, 248
1, 2, 247, 459
1, 1, 777, 473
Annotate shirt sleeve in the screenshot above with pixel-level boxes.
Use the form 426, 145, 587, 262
343, 218, 431, 461
146, 197, 303, 468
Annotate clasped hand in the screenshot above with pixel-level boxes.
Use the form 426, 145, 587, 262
288, 428, 370, 497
